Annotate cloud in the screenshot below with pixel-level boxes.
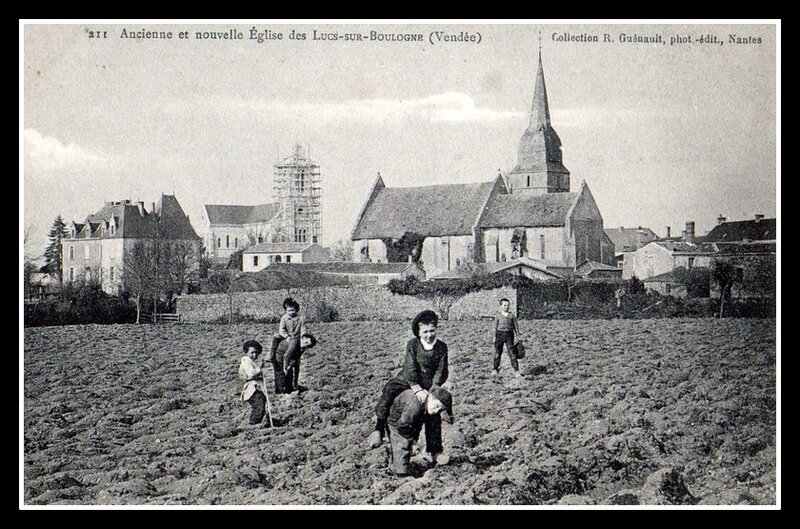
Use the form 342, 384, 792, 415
552, 105, 679, 128
24, 129, 104, 171
186, 92, 523, 124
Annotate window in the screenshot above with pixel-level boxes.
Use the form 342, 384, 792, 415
688, 257, 695, 268
110, 225, 115, 236
312, 235, 318, 243
286, 255, 292, 263
69, 246, 74, 260
665, 283, 672, 294
226, 235, 230, 248
527, 175, 531, 187
253, 256, 259, 266
258, 236, 264, 244
217, 237, 221, 248
69, 268, 74, 281
110, 266, 115, 281
275, 255, 282, 263
295, 228, 307, 243
540, 235, 546, 259
235, 237, 238, 248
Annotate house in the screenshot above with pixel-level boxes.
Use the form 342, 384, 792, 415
604, 226, 660, 276
265, 260, 426, 285
203, 203, 279, 264
704, 214, 776, 243
626, 222, 716, 280
61, 195, 201, 294
241, 242, 331, 272
351, 51, 615, 278
642, 271, 688, 297
631, 216, 776, 299
575, 260, 624, 279
429, 256, 563, 281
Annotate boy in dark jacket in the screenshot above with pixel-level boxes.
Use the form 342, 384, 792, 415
491, 297, 523, 376
386, 386, 454, 475
270, 332, 317, 394
368, 310, 449, 463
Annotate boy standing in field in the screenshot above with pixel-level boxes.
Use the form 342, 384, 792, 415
238, 339, 268, 425
492, 297, 523, 377
271, 333, 317, 394
368, 310, 450, 465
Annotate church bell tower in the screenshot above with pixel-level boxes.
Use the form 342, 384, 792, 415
507, 46, 570, 195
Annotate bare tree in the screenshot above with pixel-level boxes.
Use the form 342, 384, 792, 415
330, 238, 354, 262
166, 241, 200, 299
122, 241, 155, 324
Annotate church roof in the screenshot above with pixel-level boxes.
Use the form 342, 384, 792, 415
479, 191, 577, 228
205, 203, 279, 226
351, 180, 496, 240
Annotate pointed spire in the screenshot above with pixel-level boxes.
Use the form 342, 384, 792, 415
529, 48, 550, 129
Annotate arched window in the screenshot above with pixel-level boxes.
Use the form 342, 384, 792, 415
235, 238, 238, 248
217, 237, 221, 248
226, 235, 230, 248
540, 235, 545, 259
275, 255, 282, 263
527, 175, 530, 187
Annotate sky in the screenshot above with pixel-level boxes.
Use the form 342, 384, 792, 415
22, 22, 778, 258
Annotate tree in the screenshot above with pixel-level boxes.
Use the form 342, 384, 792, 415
382, 232, 425, 263
198, 242, 210, 279
330, 238, 354, 262
673, 266, 711, 298
712, 260, 738, 318
226, 248, 244, 270
42, 215, 68, 283
23, 224, 40, 299
122, 241, 155, 324
165, 242, 199, 299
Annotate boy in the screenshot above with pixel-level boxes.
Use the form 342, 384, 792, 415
238, 339, 267, 425
269, 297, 306, 368
368, 310, 449, 464
271, 333, 317, 394
386, 387, 454, 476
492, 297, 523, 377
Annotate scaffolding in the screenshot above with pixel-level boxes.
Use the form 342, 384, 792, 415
273, 144, 322, 244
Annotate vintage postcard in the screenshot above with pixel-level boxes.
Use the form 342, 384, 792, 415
21, 20, 779, 508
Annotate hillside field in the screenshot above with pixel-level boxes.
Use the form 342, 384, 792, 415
23, 318, 776, 505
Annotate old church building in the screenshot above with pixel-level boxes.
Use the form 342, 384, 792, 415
351, 51, 616, 278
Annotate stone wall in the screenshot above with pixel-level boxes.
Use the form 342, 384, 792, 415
176, 285, 518, 323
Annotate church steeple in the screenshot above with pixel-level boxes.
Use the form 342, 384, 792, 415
508, 45, 570, 195
529, 48, 551, 129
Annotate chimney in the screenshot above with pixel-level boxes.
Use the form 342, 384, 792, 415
683, 221, 695, 244
665, 226, 671, 239
717, 214, 726, 225
754, 214, 764, 222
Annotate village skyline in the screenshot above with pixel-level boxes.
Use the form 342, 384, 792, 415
23, 22, 777, 257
